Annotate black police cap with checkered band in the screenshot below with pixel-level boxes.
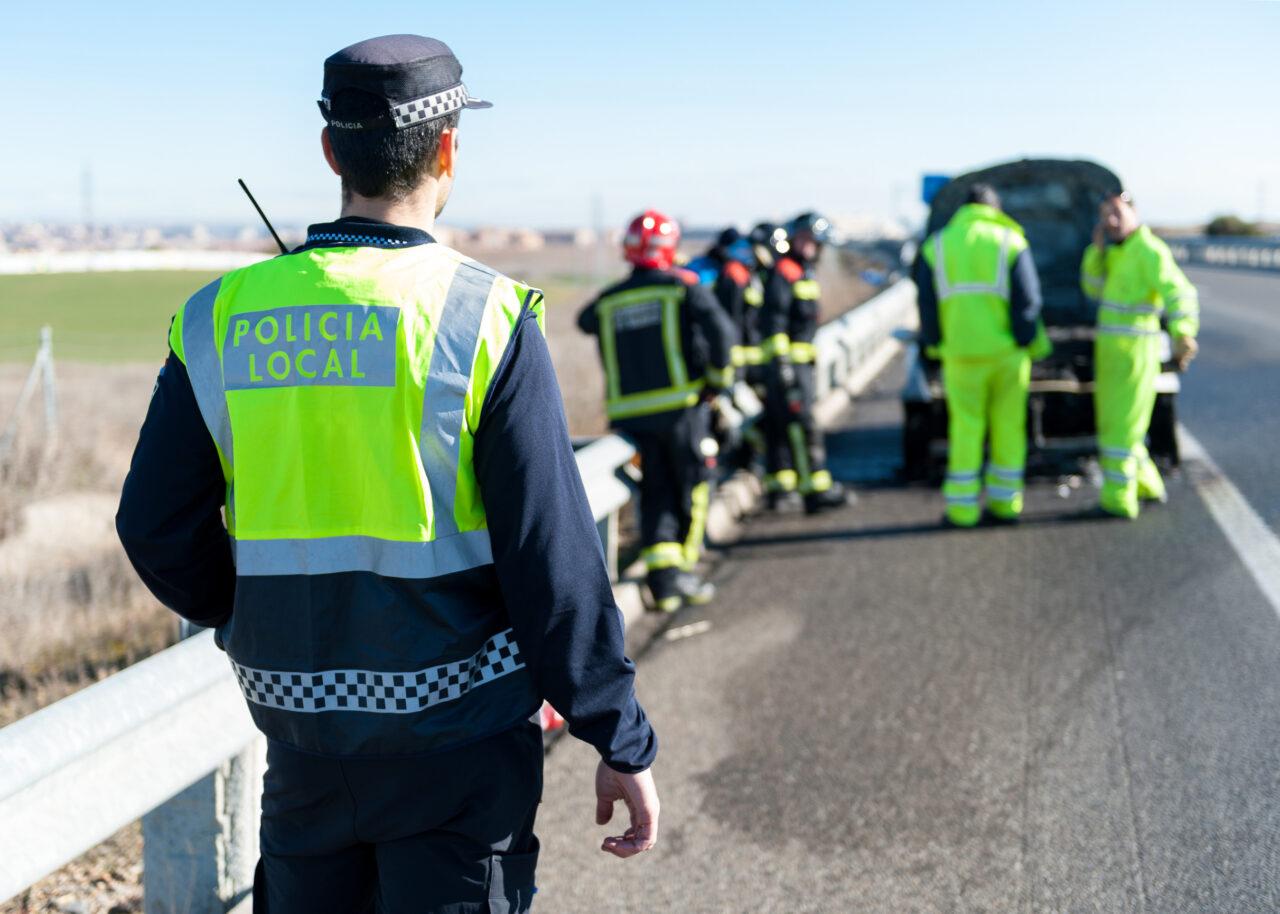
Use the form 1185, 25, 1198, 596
318, 34, 492, 131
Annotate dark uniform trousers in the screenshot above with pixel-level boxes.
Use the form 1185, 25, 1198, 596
763, 362, 824, 489
623, 405, 713, 558
254, 722, 543, 914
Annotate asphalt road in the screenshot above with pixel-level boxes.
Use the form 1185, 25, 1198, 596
533, 266, 1280, 913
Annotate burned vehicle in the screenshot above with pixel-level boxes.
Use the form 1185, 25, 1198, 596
901, 159, 1181, 481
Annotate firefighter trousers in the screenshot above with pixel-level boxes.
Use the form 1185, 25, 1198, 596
1095, 333, 1165, 518
942, 350, 1030, 526
763, 362, 833, 495
622, 406, 714, 573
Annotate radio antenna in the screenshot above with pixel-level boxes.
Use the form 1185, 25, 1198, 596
237, 178, 288, 254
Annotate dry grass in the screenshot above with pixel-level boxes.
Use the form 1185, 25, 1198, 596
0, 363, 177, 727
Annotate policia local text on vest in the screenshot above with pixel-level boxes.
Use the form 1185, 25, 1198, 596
913, 190, 1049, 528
116, 34, 660, 914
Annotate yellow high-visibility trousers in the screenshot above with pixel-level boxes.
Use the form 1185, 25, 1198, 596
1095, 333, 1165, 518
941, 350, 1030, 526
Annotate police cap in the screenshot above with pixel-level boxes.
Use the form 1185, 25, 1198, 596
318, 34, 492, 131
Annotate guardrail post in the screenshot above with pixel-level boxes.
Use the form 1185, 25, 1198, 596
143, 621, 263, 913
142, 742, 263, 914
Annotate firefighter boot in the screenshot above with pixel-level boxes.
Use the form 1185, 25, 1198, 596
647, 568, 683, 614
804, 481, 852, 515
673, 570, 716, 607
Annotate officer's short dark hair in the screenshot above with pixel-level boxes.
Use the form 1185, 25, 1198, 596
966, 184, 1002, 210
326, 90, 461, 201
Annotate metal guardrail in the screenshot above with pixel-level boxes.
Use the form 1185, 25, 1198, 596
1165, 236, 1280, 272
0, 280, 914, 911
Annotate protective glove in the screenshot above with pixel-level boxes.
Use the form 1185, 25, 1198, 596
1027, 321, 1053, 362
1172, 335, 1198, 371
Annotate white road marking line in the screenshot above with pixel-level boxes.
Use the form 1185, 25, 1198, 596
1179, 424, 1280, 614
663, 620, 713, 642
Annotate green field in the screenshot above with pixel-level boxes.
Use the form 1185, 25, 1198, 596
0, 271, 221, 363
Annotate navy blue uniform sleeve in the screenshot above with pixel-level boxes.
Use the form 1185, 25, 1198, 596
912, 248, 941, 348
475, 308, 657, 773
577, 298, 599, 336
761, 269, 792, 352
116, 353, 235, 627
711, 270, 745, 348
1008, 247, 1043, 347
685, 281, 735, 376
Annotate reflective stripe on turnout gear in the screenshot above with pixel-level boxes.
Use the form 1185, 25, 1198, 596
643, 541, 687, 570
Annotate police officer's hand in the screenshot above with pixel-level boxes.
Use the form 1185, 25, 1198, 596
1173, 334, 1198, 370
595, 761, 660, 858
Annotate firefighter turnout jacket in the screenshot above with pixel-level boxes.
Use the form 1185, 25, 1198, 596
577, 266, 736, 423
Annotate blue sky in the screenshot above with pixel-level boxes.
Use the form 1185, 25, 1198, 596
1, 1, 1277, 230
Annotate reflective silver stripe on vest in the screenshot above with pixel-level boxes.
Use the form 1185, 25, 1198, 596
231, 627, 523, 714
933, 228, 1012, 300
231, 529, 494, 578
182, 279, 233, 462
1099, 300, 1160, 315
1097, 324, 1161, 337
421, 263, 497, 539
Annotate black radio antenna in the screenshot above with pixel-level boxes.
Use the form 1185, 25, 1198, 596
237, 178, 288, 254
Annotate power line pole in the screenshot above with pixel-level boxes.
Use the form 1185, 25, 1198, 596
81, 164, 94, 242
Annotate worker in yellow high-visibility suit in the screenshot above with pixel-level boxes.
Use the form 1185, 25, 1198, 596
1080, 191, 1199, 518
913, 184, 1051, 527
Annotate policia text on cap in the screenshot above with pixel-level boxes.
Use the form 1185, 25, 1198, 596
116, 34, 660, 914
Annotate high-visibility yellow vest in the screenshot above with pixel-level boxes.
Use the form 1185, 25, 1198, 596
172, 244, 542, 573
171, 239, 543, 756
1079, 225, 1199, 340
922, 204, 1029, 359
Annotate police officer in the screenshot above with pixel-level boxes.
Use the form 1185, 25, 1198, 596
913, 184, 1048, 527
759, 212, 850, 513
116, 35, 659, 914
1081, 190, 1199, 518
578, 210, 736, 612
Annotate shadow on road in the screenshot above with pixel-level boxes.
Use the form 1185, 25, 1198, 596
719, 507, 1128, 552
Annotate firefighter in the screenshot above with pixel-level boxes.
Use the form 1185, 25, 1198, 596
116, 35, 660, 913
578, 210, 736, 612
1081, 191, 1199, 518
914, 184, 1049, 527
687, 227, 764, 371
759, 212, 851, 513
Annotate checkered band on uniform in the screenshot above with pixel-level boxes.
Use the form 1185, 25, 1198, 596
391, 84, 470, 128
230, 628, 524, 714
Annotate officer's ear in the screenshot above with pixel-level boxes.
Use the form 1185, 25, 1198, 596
437, 127, 457, 179
320, 128, 342, 177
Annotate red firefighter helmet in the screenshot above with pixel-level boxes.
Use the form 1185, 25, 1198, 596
623, 209, 680, 270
